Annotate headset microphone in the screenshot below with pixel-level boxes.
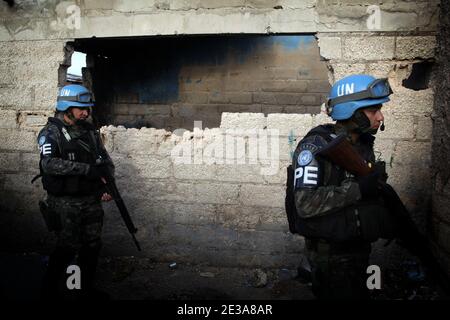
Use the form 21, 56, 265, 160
380, 121, 385, 131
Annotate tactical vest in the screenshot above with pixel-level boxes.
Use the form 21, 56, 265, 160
40, 117, 102, 197
285, 125, 395, 243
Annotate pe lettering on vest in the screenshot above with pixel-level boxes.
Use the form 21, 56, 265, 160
40, 143, 52, 155
294, 166, 318, 187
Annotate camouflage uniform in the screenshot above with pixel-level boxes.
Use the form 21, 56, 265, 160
38, 113, 114, 298
293, 123, 387, 300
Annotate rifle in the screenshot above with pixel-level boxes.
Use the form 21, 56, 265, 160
97, 158, 142, 252
82, 126, 142, 252
316, 134, 449, 291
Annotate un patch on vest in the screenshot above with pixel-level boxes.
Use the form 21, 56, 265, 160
298, 150, 313, 166
38, 136, 46, 146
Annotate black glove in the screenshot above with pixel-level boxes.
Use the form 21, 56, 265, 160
86, 163, 109, 180
357, 172, 380, 199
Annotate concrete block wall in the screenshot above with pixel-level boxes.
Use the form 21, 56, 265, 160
86, 35, 329, 130
430, 0, 450, 277
0, 0, 447, 271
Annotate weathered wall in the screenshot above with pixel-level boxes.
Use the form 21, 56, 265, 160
0, 0, 443, 269
430, 0, 450, 277
83, 35, 328, 130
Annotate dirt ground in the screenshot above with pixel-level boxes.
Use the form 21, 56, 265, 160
1, 252, 448, 300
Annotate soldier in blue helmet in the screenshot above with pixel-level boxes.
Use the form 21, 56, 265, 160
288, 74, 394, 299
37, 84, 114, 299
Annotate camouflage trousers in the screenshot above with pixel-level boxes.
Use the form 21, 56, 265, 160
47, 194, 104, 251
305, 239, 371, 300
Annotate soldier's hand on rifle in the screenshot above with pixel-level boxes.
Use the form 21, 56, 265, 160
357, 172, 380, 199
101, 192, 113, 202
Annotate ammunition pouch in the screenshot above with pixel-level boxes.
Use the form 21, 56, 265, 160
293, 202, 396, 243
39, 200, 61, 232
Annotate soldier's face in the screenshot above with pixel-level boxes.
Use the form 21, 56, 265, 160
362, 105, 384, 131
70, 107, 90, 121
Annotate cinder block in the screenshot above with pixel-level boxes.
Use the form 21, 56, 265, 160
376, 115, 415, 140
395, 36, 437, 60
169, 182, 240, 205
239, 184, 285, 208
215, 164, 265, 184
262, 160, 290, 184
267, 113, 314, 137
0, 152, 21, 172
261, 67, 299, 80
220, 112, 266, 130
114, 104, 130, 115
23, 114, 49, 127
307, 80, 331, 93
261, 105, 285, 114
34, 84, 58, 110
174, 164, 217, 181
416, 116, 433, 140
373, 139, 396, 165
114, 128, 167, 154
393, 141, 431, 166
20, 152, 40, 173
83, 0, 115, 10
180, 92, 209, 104
343, 37, 395, 61
133, 155, 173, 179
171, 202, 218, 225
318, 36, 342, 60
1, 129, 37, 152
331, 63, 366, 81
0, 110, 18, 129
258, 80, 308, 93
383, 87, 434, 116
387, 164, 431, 196
1, 173, 43, 193
0, 86, 34, 109
366, 62, 395, 78
252, 92, 277, 105
227, 92, 253, 104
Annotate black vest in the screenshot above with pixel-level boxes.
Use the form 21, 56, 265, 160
285, 125, 395, 243
41, 118, 102, 197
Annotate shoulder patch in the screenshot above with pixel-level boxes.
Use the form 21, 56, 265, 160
298, 150, 313, 166
38, 135, 46, 146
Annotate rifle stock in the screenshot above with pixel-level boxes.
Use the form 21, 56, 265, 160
316, 134, 371, 176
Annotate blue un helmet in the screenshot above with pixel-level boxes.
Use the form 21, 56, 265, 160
326, 74, 392, 121
56, 84, 94, 111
